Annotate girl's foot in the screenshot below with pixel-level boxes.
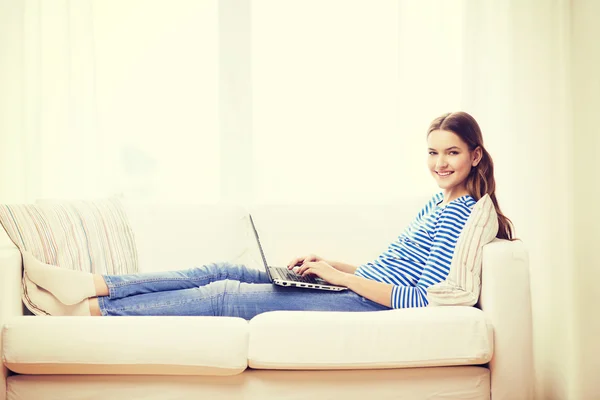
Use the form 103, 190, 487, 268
22, 251, 97, 305
23, 275, 91, 316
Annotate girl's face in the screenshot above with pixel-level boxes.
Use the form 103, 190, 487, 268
427, 129, 481, 195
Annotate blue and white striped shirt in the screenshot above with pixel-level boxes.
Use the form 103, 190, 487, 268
355, 193, 476, 309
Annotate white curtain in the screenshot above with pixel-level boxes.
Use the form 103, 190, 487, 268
0, 1, 576, 398
0, 0, 102, 201
0, 0, 220, 203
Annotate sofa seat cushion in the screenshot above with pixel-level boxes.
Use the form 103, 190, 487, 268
2, 316, 248, 376
248, 306, 492, 369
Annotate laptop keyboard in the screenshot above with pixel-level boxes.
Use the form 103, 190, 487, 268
271, 267, 319, 284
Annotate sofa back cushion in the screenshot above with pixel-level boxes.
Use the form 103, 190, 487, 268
122, 199, 430, 274
122, 203, 260, 272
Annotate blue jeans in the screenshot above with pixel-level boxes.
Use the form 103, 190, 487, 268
97, 262, 390, 319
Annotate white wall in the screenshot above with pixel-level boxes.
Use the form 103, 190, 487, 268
571, 1, 600, 398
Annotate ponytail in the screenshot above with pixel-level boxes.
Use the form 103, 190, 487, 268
466, 147, 516, 240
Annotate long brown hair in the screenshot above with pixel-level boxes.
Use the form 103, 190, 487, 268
427, 112, 515, 240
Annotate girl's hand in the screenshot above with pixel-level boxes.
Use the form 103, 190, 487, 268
287, 254, 322, 269
295, 261, 348, 287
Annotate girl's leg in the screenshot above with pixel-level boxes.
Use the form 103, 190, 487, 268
97, 281, 390, 319
26, 255, 268, 305
103, 262, 270, 300
89, 297, 102, 316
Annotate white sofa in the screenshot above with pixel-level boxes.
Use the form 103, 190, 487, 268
0, 199, 534, 400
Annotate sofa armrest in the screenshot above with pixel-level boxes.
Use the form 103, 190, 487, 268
0, 246, 23, 400
479, 239, 534, 400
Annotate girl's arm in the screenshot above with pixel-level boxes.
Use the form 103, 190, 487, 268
324, 259, 358, 274
339, 274, 393, 307
297, 260, 431, 309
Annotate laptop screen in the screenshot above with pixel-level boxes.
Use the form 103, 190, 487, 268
249, 214, 271, 272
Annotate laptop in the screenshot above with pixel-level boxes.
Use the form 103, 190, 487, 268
249, 214, 347, 291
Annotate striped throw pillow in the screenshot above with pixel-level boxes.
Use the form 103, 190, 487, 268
426, 194, 499, 307
0, 198, 138, 314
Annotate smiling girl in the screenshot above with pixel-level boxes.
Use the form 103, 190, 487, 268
24, 111, 514, 318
